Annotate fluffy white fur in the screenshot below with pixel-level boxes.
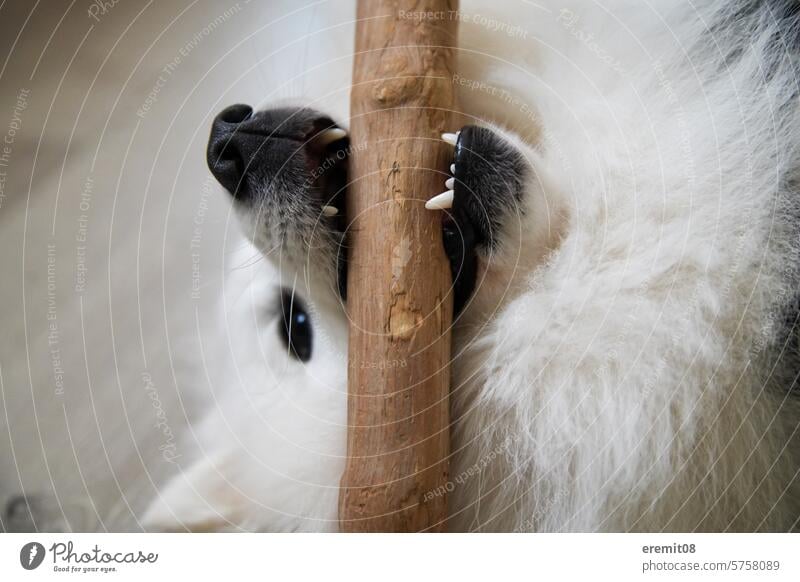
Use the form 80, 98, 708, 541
144, 0, 800, 531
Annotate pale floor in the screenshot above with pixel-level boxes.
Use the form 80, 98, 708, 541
0, 0, 353, 531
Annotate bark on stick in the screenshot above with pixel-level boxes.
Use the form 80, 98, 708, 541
339, 0, 459, 532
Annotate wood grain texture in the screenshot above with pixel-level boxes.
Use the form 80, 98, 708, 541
338, 0, 459, 532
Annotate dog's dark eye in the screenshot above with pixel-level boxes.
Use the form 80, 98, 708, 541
278, 289, 313, 362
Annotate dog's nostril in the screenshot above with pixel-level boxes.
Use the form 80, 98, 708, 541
208, 104, 257, 197
217, 104, 253, 125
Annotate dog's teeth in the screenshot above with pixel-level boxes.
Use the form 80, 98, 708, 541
441, 132, 458, 146
318, 127, 347, 146
450, 163, 456, 174
425, 190, 454, 210
445, 177, 455, 189
322, 205, 339, 217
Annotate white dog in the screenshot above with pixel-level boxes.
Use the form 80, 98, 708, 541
142, 0, 800, 531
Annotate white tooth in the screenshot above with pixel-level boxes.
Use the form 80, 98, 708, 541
445, 177, 455, 189
450, 163, 456, 173
318, 127, 347, 146
441, 132, 458, 146
425, 190, 454, 210
322, 205, 338, 216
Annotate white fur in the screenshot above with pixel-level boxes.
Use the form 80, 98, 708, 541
144, 0, 800, 531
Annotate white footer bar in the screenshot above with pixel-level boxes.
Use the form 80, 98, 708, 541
1, 533, 797, 581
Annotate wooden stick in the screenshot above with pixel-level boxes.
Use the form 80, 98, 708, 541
339, 0, 458, 532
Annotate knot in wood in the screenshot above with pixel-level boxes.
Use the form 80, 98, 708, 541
371, 55, 422, 106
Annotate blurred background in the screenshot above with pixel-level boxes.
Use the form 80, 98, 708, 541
0, 0, 353, 531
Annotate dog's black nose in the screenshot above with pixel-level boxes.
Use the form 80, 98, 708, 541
207, 104, 255, 197
216, 103, 253, 124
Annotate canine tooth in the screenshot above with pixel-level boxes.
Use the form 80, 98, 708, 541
450, 163, 456, 173
441, 132, 458, 146
445, 177, 455, 189
322, 205, 339, 216
425, 190, 454, 210
318, 127, 347, 146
